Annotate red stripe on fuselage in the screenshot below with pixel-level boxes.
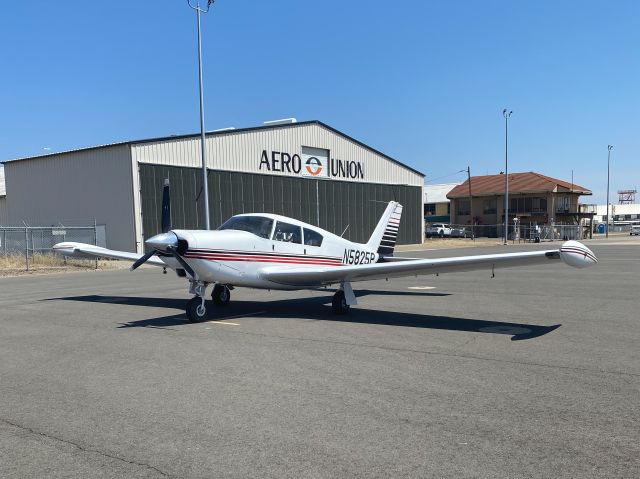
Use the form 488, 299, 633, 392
188, 248, 341, 261
185, 250, 342, 264
184, 253, 343, 266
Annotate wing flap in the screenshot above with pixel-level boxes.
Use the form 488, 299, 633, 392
260, 249, 563, 287
52, 242, 166, 266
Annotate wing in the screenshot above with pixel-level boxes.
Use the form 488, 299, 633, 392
52, 242, 166, 267
260, 241, 596, 287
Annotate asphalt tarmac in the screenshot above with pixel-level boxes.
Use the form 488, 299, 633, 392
1, 237, 638, 478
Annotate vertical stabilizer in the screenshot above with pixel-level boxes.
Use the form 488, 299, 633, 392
366, 202, 403, 256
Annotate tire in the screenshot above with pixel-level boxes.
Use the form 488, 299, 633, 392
186, 296, 208, 322
211, 284, 231, 306
332, 290, 350, 315
438, 230, 444, 238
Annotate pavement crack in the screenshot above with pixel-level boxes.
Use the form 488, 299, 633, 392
0, 417, 173, 478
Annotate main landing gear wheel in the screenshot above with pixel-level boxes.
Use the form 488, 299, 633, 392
332, 290, 350, 315
211, 284, 231, 307
186, 296, 208, 323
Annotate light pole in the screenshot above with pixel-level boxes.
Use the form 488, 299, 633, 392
187, 0, 214, 230
503, 109, 512, 245
606, 145, 613, 238
467, 166, 474, 240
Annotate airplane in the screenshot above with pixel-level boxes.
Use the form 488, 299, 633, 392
53, 179, 598, 322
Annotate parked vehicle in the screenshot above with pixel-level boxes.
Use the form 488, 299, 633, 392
450, 227, 473, 238
631, 225, 640, 236
426, 223, 452, 238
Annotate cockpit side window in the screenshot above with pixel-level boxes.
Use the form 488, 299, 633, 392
303, 228, 323, 247
272, 221, 302, 244
217, 216, 273, 239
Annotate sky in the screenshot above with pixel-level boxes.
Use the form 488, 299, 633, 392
0, 0, 638, 204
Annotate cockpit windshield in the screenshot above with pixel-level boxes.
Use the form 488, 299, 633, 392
217, 216, 273, 239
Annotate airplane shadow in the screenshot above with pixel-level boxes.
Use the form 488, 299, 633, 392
46, 292, 559, 341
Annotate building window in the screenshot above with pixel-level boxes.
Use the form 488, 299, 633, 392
510, 196, 547, 214
483, 199, 497, 214
457, 199, 470, 216
424, 203, 436, 215
556, 196, 570, 213
532, 197, 547, 213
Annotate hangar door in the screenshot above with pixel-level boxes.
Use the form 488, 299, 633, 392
139, 164, 421, 245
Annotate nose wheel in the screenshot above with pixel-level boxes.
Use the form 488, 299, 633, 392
186, 296, 208, 322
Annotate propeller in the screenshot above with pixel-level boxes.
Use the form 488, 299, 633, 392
130, 178, 173, 271
130, 249, 156, 271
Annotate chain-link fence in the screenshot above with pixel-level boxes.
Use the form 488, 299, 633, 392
0, 225, 99, 271
425, 223, 587, 242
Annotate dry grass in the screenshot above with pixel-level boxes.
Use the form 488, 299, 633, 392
0, 252, 128, 276
396, 237, 504, 251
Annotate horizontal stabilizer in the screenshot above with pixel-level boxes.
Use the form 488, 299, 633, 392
52, 242, 166, 266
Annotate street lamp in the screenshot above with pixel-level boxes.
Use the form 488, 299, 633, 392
606, 145, 613, 238
467, 166, 474, 240
503, 109, 512, 245
187, 0, 215, 230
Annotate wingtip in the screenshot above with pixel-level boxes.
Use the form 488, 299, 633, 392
559, 241, 597, 268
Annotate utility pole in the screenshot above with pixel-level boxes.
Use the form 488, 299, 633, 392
606, 145, 613, 238
503, 109, 513, 245
467, 166, 474, 240
187, 0, 215, 229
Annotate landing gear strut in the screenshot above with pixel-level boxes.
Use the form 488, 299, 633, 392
186, 281, 209, 323
211, 284, 231, 306
332, 282, 357, 315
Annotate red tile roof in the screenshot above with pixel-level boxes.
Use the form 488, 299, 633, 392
447, 172, 591, 198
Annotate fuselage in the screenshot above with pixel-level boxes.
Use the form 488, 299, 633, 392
163, 213, 379, 289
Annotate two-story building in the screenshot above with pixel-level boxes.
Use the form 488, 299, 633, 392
447, 172, 593, 238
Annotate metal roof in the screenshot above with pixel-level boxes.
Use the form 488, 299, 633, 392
447, 172, 592, 198
2, 120, 424, 177
424, 183, 460, 203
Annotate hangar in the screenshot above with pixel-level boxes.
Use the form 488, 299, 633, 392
2, 120, 424, 253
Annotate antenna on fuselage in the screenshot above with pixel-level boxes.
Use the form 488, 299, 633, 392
340, 224, 350, 237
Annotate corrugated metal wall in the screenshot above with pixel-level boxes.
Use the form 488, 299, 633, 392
132, 122, 423, 187
0, 197, 8, 225
140, 164, 422, 245
4, 145, 136, 251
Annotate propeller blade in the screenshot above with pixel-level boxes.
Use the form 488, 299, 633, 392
130, 249, 155, 271
161, 178, 171, 233
166, 246, 196, 278
130, 179, 172, 273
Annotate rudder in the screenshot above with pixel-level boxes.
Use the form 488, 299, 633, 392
365, 202, 403, 256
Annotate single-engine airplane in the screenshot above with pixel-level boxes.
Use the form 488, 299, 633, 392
53, 179, 597, 322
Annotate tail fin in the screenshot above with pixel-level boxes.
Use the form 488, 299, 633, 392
366, 201, 403, 256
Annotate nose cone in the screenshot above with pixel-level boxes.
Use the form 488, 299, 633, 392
559, 241, 598, 268
145, 232, 178, 252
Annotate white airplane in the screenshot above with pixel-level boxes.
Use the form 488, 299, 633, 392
53, 180, 597, 322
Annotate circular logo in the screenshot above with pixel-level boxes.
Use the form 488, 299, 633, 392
305, 157, 323, 176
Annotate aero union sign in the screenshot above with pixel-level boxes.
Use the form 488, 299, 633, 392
258, 149, 364, 180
